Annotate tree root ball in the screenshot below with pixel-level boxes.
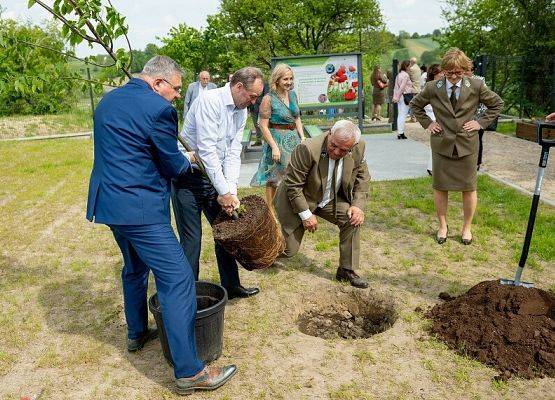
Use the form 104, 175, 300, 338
213, 195, 285, 271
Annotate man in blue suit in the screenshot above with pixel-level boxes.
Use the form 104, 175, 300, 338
86, 55, 235, 395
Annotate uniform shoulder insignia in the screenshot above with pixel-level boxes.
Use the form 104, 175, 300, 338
436, 80, 444, 89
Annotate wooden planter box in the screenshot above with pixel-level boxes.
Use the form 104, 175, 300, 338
516, 121, 555, 142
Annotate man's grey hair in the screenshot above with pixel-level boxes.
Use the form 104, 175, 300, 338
141, 55, 183, 79
230, 67, 263, 88
330, 120, 361, 144
410, 57, 417, 64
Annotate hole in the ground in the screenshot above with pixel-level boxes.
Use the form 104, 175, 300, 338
297, 288, 397, 339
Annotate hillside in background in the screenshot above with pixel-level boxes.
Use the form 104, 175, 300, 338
380, 37, 441, 70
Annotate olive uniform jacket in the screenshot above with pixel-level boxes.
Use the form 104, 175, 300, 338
410, 76, 503, 158
274, 134, 370, 235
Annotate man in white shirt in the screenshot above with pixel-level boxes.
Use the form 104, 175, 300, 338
172, 67, 264, 299
273, 120, 371, 288
182, 70, 217, 119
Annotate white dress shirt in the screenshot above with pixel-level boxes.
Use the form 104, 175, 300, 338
179, 83, 246, 196
298, 158, 343, 221
446, 79, 461, 100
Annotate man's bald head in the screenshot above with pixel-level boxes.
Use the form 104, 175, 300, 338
410, 57, 417, 65
199, 71, 211, 87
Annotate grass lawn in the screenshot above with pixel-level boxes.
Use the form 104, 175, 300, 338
495, 121, 517, 137
0, 139, 553, 399
0, 108, 93, 140
402, 38, 440, 59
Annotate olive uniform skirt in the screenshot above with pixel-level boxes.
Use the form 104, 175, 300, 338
432, 148, 478, 191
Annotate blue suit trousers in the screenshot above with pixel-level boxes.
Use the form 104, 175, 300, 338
110, 223, 204, 379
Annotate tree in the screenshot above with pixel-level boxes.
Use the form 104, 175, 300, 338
0, 18, 78, 116
129, 43, 159, 73
420, 48, 444, 66
28, 0, 133, 81
159, 14, 247, 84
432, 29, 441, 37
218, 0, 384, 67
440, 0, 555, 116
411, 32, 420, 39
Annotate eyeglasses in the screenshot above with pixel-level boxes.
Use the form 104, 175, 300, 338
329, 140, 353, 154
160, 78, 182, 93
444, 70, 465, 77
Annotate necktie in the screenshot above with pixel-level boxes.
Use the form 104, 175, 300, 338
450, 86, 458, 110
331, 160, 339, 203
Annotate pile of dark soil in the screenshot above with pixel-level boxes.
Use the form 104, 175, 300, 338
298, 288, 397, 339
427, 280, 555, 379
213, 195, 284, 270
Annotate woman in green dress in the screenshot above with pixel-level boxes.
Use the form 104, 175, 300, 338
251, 63, 305, 214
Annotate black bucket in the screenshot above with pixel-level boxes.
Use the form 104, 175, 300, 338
148, 281, 227, 365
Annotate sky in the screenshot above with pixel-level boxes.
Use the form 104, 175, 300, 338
3, 0, 446, 57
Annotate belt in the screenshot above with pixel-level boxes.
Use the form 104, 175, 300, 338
269, 123, 296, 130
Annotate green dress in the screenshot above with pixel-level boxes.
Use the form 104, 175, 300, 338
250, 90, 301, 187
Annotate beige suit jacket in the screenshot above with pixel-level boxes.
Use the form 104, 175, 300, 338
408, 64, 421, 93
410, 76, 503, 158
274, 134, 370, 234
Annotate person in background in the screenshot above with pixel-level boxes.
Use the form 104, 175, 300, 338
420, 64, 428, 90
172, 67, 264, 300
408, 57, 421, 122
86, 55, 236, 394
465, 66, 488, 171
250, 63, 305, 215
247, 81, 270, 146
386, 69, 394, 123
410, 48, 503, 246
392, 60, 413, 139
182, 70, 217, 120
370, 66, 388, 121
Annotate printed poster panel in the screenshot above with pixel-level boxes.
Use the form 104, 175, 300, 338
278, 54, 360, 107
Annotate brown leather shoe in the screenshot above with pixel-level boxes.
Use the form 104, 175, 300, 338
176, 365, 237, 395
336, 267, 369, 289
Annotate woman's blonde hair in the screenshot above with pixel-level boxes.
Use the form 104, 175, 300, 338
441, 48, 472, 72
270, 63, 294, 91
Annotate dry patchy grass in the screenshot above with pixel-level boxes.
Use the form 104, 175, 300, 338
0, 139, 554, 399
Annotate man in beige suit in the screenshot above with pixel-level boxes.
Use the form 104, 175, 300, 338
408, 57, 421, 94
410, 48, 503, 245
274, 120, 370, 288
408, 57, 421, 122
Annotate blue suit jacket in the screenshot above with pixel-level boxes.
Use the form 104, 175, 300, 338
86, 78, 190, 225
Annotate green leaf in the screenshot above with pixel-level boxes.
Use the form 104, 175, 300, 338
27, 0, 36, 8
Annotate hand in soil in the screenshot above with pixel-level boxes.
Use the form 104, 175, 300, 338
347, 206, 364, 226
302, 215, 318, 232
231, 195, 240, 210
217, 193, 237, 216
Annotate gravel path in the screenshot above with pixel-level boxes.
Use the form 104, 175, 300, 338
405, 123, 555, 204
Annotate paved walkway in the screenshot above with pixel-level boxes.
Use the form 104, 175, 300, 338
238, 133, 430, 187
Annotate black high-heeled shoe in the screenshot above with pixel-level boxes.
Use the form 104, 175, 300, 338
461, 236, 473, 245
436, 226, 448, 244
